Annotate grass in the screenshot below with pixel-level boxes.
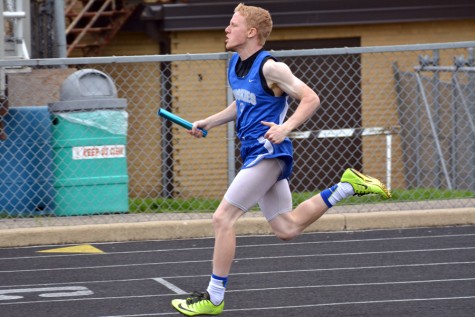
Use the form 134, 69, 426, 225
1, 188, 472, 218
129, 197, 221, 213
129, 188, 474, 213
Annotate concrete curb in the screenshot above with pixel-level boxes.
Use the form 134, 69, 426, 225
0, 208, 474, 247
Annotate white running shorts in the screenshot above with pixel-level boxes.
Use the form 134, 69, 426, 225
224, 159, 292, 221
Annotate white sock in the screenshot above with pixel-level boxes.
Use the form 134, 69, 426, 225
206, 275, 226, 305
328, 182, 355, 206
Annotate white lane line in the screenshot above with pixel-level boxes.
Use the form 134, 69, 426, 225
152, 278, 187, 295
2, 277, 474, 306
1, 260, 474, 289
225, 277, 475, 294
0, 286, 93, 300
1, 246, 474, 273
99, 295, 475, 316
5, 225, 474, 251
221, 296, 475, 313
0, 293, 172, 306
229, 261, 475, 278
98, 313, 178, 317
2, 233, 475, 260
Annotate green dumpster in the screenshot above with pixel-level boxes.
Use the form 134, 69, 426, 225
49, 69, 129, 216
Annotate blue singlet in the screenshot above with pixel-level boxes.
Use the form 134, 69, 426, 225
228, 50, 293, 180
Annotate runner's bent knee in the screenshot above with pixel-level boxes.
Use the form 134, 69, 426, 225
212, 200, 244, 230
268, 212, 301, 241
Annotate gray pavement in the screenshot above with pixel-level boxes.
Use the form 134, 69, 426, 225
0, 225, 474, 316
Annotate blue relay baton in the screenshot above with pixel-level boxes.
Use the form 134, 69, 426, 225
158, 108, 208, 137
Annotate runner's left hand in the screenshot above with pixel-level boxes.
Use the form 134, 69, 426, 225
261, 121, 290, 144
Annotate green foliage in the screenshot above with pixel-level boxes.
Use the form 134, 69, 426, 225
129, 188, 474, 213
129, 197, 221, 213
2, 189, 471, 217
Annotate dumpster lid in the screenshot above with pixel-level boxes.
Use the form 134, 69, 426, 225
49, 69, 127, 112
60, 69, 118, 101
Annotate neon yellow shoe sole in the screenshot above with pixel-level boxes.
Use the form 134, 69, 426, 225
341, 168, 391, 199
171, 292, 224, 316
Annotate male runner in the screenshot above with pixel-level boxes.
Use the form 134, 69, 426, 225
171, 3, 391, 316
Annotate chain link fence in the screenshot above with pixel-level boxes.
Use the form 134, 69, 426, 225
1, 41, 474, 229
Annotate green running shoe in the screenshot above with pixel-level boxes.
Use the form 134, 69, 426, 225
171, 291, 224, 316
341, 168, 391, 199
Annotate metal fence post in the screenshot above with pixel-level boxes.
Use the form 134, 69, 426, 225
1, 0, 5, 100
160, 60, 174, 198
432, 50, 442, 188
415, 71, 452, 190
226, 52, 235, 186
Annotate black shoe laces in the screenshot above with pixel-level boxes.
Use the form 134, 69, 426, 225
186, 291, 210, 305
